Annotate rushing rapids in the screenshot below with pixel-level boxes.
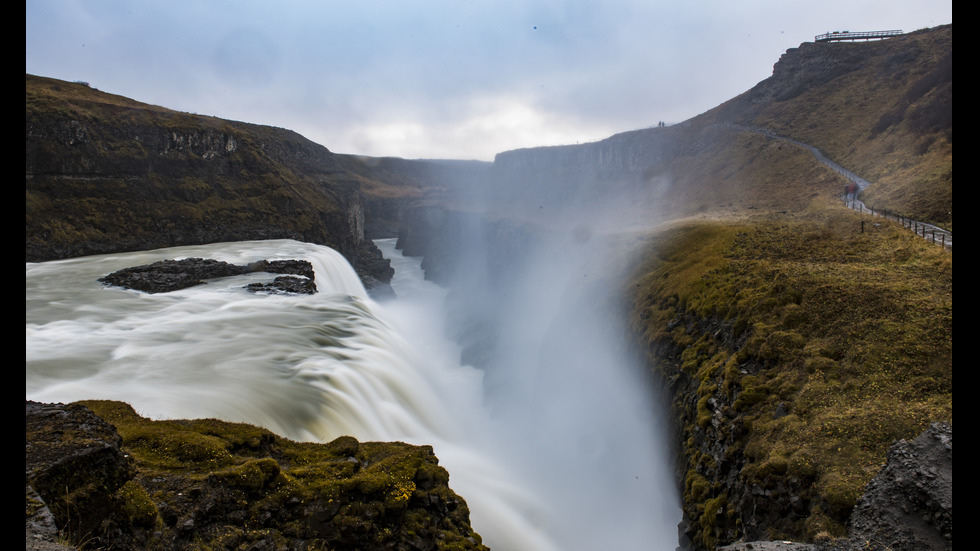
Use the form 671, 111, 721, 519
26, 237, 681, 550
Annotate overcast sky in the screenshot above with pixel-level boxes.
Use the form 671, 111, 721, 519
26, 1, 951, 161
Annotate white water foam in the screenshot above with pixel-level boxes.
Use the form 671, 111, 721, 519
26, 237, 680, 550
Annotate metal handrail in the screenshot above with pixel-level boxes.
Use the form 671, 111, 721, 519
815, 30, 903, 42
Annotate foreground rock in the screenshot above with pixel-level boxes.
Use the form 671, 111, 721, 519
718, 542, 819, 551
26, 400, 488, 551
719, 423, 952, 551
841, 422, 952, 551
26, 401, 135, 549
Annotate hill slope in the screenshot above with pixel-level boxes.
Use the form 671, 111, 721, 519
26, 74, 397, 286
483, 25, 950, 229
703, 24, 952, 227
618, 26, 953, 549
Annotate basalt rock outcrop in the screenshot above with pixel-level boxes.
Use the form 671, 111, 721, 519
99, 258, 317, 294
26, 400, 488, 551
842, 422, 952, 551
26, 401, 136, 547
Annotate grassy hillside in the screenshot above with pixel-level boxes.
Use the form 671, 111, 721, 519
26, 75, 357, 261
651, 125, 850, 219
620, 25, 952, 548
702, 25, 952, 229
627, 207, 951, 545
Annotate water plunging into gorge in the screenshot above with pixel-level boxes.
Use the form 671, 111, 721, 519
26, 236, 681, 550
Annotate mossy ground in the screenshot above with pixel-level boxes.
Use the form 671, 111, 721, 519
77, 400, 487, 550
627, 205, 951, 545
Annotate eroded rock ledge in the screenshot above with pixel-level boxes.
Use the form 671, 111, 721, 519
25, 400, 488, 551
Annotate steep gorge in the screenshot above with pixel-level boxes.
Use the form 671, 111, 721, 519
25, 23, 951, 551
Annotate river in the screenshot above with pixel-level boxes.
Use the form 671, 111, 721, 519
26, 237, 680, 550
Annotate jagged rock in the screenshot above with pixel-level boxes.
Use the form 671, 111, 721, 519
260, 259, 316, 280
25, 401, 136, 546
843, 422, 952, 551
351, 240, 395, 299
245, 275, 317, 295
99, 258, 251, 293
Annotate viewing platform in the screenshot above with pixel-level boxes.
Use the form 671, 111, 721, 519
815, 30, 903, 42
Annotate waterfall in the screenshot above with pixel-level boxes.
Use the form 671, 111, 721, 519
25, 237, 680, 550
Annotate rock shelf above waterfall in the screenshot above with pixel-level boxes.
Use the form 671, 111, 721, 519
99, 257, 317, 294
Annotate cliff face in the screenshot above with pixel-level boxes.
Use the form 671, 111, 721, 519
487, 127, 678, 219
492, 128, 673, 188
26, 75, 390, 287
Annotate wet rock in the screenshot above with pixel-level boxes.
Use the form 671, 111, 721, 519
100, 257, 317, 294
99, 258, 249, 293
26, 401, 135, 545
245, 275, 317, 295
844, 422, 952, 551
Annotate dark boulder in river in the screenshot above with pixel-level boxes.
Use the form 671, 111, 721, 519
99, 257, 317, 294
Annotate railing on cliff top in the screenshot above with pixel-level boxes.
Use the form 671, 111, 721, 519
815, 30, 903, 42
840, 191, 952, 250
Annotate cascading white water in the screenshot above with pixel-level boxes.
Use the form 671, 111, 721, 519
25, 237, 680, 550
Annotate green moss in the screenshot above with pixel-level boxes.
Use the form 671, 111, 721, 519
733, 386, 768, 412
803, 506, 848, 541
820, 471, 864, 517
26, 490, 45, 518
698, 495, 729, 550
685, 470, 711, 503
75, 400, 488, 549
696, 395, 714, 429
117, 481, 158, 528
211, 458, 282, 493
787, 450, 819, 481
